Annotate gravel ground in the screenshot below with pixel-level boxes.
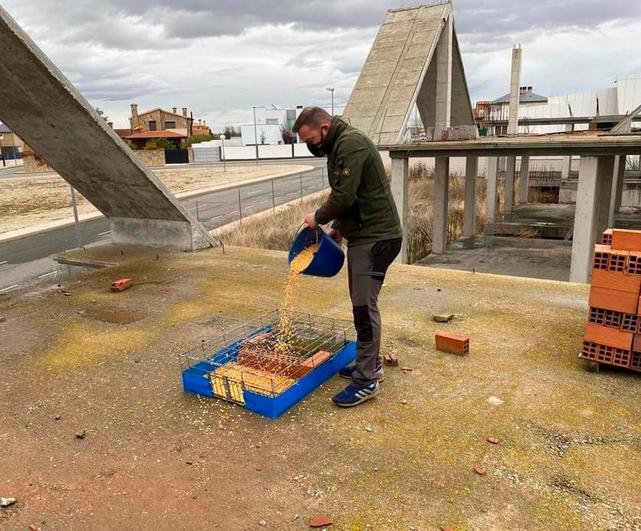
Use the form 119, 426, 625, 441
0, 246, 640, 530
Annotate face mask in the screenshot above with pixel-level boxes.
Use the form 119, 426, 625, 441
306, 129, 326, 157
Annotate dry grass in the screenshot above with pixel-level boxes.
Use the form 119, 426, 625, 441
218, 161, 489, 264
217, 194, 330, 251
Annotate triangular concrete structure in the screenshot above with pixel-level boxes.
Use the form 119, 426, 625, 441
0, 6, 215, 251
342, 2, 476, 146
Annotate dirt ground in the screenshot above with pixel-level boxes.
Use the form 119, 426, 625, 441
0, 164, 311, 234
1, 246, 640, 530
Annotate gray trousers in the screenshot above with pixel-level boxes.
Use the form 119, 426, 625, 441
347, 238, 402, 387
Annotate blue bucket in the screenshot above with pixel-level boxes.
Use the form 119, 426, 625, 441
288, 226, 345, 277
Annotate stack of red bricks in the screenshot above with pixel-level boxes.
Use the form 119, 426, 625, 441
580, 228, 641, 372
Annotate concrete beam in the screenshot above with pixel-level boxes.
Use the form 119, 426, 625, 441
432, 157, 450, 254
486, 156, 499, 224
0, 6, 215, 252
608, 155, 626, 227
384, 134, 641, 158
434, 15, 453, 140
519, 155, 529, 204
570, 156, 615, 283
463, 156, 478, 238
504, 156, 516, 213
391, 157, 409, 264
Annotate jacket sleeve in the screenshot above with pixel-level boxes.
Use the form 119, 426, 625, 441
314, 140, 367, 225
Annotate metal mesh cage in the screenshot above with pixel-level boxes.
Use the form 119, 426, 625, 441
181, 310, 354, 401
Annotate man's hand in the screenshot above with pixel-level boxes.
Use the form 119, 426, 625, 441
328, 228, 343, 245
304, 212, 317, 229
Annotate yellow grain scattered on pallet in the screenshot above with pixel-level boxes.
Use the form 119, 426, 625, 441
211, 362, 295, 398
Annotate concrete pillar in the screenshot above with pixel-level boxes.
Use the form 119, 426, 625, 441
486, 156, 499, 224
504, 156, 516, 213
519, 155, 530, 205
463, 156, 478, 238
608, 155, 626, 227
391, 157, 409, 264
434, 15, 452, 140
570, 156, 615, 283
432, 157, 450, 254
508, 47, 522, 135
561, 124, 573, 180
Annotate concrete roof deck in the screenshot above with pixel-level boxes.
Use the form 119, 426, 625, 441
1, 244, 640, 529
384, 132, 641, 157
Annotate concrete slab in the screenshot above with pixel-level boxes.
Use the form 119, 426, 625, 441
419, 235, 572, 281
1, 245, 640, 528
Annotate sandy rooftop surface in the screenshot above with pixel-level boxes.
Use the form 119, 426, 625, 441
1, 244, 640, 529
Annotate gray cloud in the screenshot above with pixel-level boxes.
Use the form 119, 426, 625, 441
2, 0, 640, 127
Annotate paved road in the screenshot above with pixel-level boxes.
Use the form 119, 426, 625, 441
0, 165, 327, 292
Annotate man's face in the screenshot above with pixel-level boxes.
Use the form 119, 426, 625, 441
298, 122, 330, 146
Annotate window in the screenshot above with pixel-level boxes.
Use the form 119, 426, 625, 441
148, 120, 157, 131
266, 118, 278, 125
165, 121, 176, 129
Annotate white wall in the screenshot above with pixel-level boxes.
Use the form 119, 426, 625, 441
240, 124, 283, 146
221, 144, 313, 160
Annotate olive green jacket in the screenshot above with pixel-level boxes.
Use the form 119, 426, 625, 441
314, 117, 402, 247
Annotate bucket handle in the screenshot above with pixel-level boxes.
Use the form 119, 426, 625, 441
291, 223, 321, 250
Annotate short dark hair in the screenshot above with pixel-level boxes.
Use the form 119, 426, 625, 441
292, 106, 332, 133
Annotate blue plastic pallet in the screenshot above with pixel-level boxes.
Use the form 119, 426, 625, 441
182, 338, 357, 419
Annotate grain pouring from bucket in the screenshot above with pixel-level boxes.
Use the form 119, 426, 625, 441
275, 242, 321, 354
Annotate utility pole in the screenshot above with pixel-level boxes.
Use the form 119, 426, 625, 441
252, 106, 259, 162
326, 87, 335, 115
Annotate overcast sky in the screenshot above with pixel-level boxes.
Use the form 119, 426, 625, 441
3, 0, 640, 129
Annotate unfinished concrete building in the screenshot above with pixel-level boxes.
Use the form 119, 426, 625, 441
0, 7, 215, 251
343, 1, 641, 283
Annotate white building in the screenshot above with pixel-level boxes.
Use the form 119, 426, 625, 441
491, 74, 641, 135
240, 106, 303, 146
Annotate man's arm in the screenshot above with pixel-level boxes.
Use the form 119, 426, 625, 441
314, 141, 367, 225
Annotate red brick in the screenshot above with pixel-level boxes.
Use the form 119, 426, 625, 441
592, 244, 611, 270
611, 229, 641, 252
608, 250, 629, 273
584, 323, 633, 350
591, 270, 641, 295
110, 278, 133, 292
628, 252, 641, 275
588, 287, 639, 314
601, 228, 613, 246
310, 514, 333, 528
300, 350, 332, 369
435, 331, 470, 355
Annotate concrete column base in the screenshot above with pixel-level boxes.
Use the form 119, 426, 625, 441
391, 157, 409, 264
110, 217, 213, 251
463, 156, 478, 238
432, 156, 450, 254
569, 156, 614, 283
519, 155, 529, 205
486, 157, 499, 224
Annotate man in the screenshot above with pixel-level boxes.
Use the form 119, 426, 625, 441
292, 106, 402, 408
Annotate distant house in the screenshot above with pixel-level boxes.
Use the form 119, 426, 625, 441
0, 122, 24, 160
124, 129, 187, 150
128, 104, 210, 137
490, 86, 548, 131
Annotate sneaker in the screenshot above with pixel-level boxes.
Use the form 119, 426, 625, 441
339, 360, 384, 382
332, 381, 379, 407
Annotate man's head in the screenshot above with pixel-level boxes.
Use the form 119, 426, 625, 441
293, 106, 332, 156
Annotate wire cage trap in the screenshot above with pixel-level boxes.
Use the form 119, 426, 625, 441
181, 309, 356, 418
